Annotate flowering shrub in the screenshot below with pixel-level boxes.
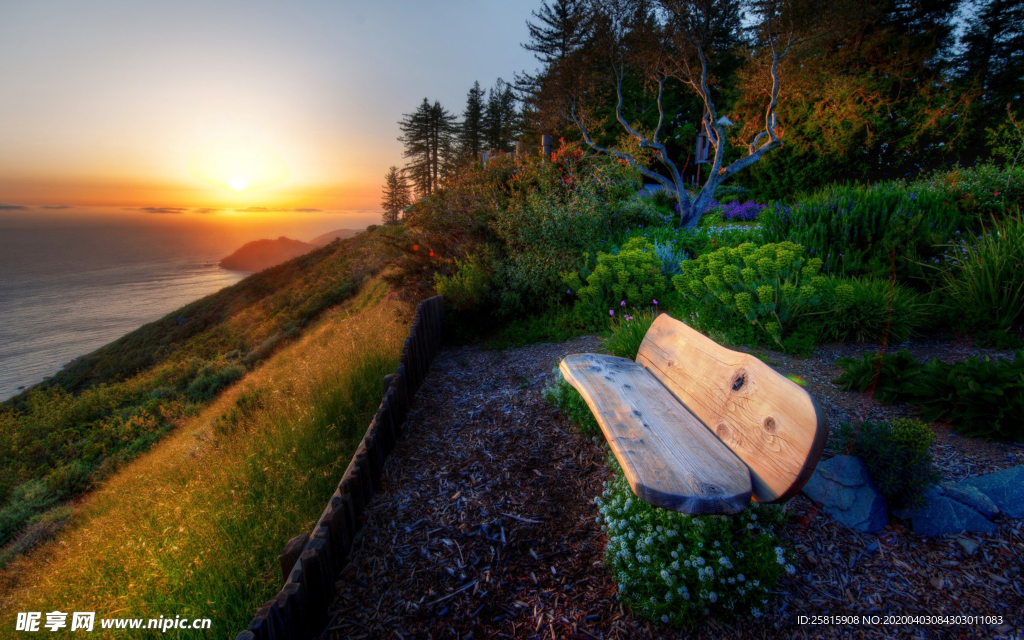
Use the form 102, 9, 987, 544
597, 462, 793, 627
671, 241, 828, 344
761, 183, 969, 280
719, 201, 765, 222
563, 238, 668, 308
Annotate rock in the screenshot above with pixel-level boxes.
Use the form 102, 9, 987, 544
960, 465, 1024, 518
802, 455, 888, 533
955, 536, 980, 555
900, 487, 996, 538
940, 482, 999, 518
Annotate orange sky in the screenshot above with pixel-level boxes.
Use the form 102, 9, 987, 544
0, 0, 538, 221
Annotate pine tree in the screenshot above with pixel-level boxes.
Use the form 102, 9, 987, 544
483, 79, 521, 152
522, 0, 592, 64
458, 81, 487, 162
398, 98, 458, 196
380, 166, 410, 225
957, 0, 1024, 113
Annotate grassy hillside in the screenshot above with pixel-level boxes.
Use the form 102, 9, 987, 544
0, 280, 410, 638
0, 227, 412, 558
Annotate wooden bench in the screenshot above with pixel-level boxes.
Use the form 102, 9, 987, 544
560, 314, 828, 515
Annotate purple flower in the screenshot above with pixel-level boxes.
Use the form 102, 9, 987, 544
652, 299, 658, 305
567, 289, 572, 294
621, 300, 626, 307
609, 310, 615, 317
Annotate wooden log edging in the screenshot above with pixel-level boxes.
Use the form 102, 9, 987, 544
237, 296, 444, 640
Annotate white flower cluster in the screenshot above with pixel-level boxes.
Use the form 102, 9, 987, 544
594, 468, 788, 627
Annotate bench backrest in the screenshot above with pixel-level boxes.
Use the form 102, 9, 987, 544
636, 314, 828, 503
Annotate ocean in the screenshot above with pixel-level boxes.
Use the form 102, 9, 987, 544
0, 215, 248, 401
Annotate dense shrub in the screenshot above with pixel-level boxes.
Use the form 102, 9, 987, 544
934, 215, 1024, 332
434, 248, 495, 311
913, 163, 1023, 218
543, 371, 600, 437
653, 241, 688, 276
813, 277, 929, 344
604, 308, 658, 360
834, 350, 1024, 441
597, 460, 792, 627
830, 419, 939, 510
832, 349, 923, 404
185, 363, 246, 402
563, 238, 667, 309
761, 183, 969, 280
671, 241, 827, 345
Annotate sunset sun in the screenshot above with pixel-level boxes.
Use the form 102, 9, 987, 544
189, 139, 289, 194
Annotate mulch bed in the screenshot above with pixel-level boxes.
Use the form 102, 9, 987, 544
326, 337, 1024, 640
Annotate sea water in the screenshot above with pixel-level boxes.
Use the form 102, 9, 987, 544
0, 215, 248, 401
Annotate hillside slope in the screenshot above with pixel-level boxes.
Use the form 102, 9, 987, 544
219, 236, 316, 272
0, 281, 411, 637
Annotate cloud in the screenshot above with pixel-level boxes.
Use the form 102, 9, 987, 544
233, 206, 323, 213
192, 207, 221, 214
0, 203, 29, 210
138, 206, 188, 215
41, 205, 73, 210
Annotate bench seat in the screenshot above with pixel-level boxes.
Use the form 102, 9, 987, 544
560, 314, 829, 515
560, 353, 752, 514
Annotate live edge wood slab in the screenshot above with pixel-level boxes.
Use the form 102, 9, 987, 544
560, 314, 829, 515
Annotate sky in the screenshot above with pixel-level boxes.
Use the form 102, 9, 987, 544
0, 0, 540, 231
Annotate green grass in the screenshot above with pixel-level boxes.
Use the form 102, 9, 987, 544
0, 290, 409, 638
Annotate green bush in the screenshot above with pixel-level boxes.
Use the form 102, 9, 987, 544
761, 183, 969, 280
434, 248, 495, 311
914, 163, 1023, 219
833, 349, 923, 405
603, 308, 658, 360
185, 363, 246, 403
834, 350, 1024, 441
909, 353, 1024, 442
830, 419, 939, 510
934, 215, 1024, 332
563, 237, 668, 309
813, 277, 929, 344
543, 370, 600, 437
671, 241, 828, 345
613, 195, 670, 228
597, 459, 792, 627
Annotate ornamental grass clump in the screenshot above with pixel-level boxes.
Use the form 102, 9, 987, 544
671, 241, 827, 345
597, 462, 792, 627
603, 305, 658, 360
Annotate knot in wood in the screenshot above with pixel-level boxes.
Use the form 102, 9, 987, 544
731, 370, 747, 392
763, 416, 777, 434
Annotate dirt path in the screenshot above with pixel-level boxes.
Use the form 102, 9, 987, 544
326, 338, 1023, 640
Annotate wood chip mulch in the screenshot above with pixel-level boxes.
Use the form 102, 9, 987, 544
325, 337, 1024, 640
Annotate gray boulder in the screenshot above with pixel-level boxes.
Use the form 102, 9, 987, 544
960, 465, 1024, 519
899, 487, 996, 537
940, 482, 999, 518
802, 455, 888, 533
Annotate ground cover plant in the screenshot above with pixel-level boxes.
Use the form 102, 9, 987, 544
0, 285, 408, 637
834, 350, 1024, 441
596, 458, 793, 627
830, 418, 939, 510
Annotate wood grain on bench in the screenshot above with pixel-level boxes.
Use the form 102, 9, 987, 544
560, 353, 752, 515
636, 315, 828, 504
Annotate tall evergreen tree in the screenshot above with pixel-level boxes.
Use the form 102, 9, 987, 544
398, 98, 458, 196
957, 0, 1024, 125
523, 0, 592, 64
458, 81, 487, 162
380, 165, 410, 225
483, 79, 521, 152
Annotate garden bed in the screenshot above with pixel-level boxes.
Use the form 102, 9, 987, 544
325, 337, 1023, 639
